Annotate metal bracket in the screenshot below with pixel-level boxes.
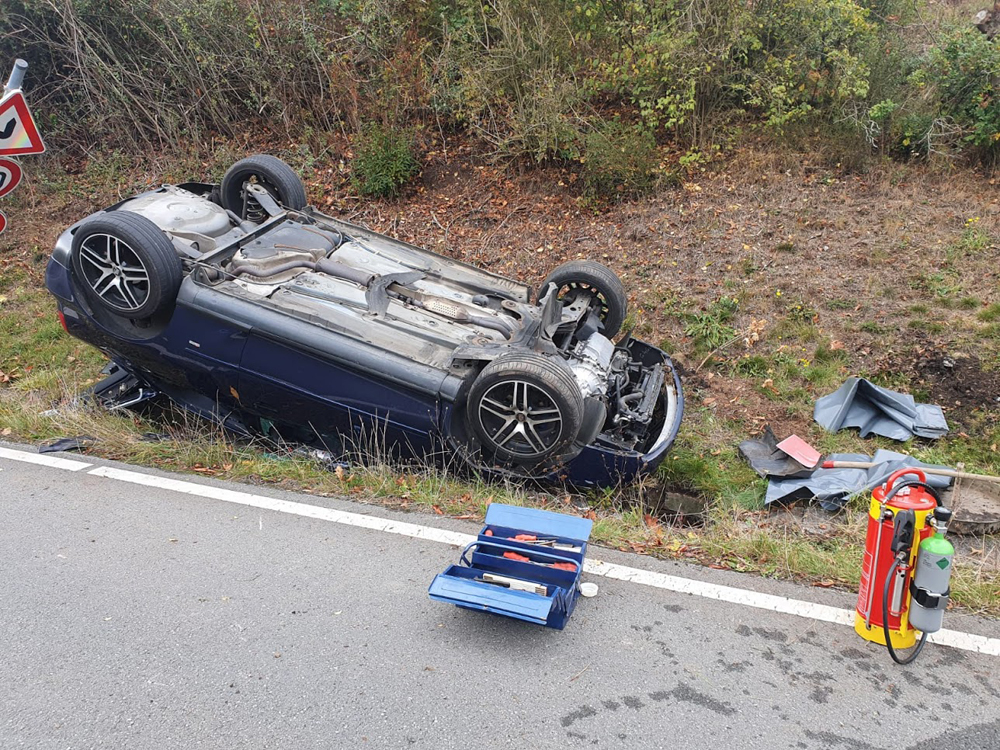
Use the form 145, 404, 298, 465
245, 183, 283, 217
4, 59, 27, 96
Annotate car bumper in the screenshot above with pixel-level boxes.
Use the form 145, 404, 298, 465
560, 342, 684, 487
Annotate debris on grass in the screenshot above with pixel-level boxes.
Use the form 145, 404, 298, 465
814, 377, 949, 441
38, 435, 95, 453
739, 425, 813, 479
765, 449, 954, 511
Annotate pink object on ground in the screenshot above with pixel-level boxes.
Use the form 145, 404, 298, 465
775, 434, 821, 470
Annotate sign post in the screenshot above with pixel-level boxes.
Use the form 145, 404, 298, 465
0, 58, 44, 233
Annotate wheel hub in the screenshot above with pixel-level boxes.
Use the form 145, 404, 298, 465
477, 380, 564, 458
77, 233, 151, 313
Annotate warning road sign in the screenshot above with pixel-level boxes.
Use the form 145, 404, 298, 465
0, 210, 6, 234
0, 90, 45, 156
0, 157, 22, 198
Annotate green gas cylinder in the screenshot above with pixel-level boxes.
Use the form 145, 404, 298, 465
907, 507, 954, 635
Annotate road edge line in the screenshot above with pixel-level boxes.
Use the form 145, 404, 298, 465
3, 448, 998, 657
0, 446, 91, 471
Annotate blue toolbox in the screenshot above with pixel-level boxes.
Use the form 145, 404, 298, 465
428, 503, 593, 629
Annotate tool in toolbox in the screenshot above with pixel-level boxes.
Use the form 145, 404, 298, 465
484, 529, 582, 551
428, 503, 593, 629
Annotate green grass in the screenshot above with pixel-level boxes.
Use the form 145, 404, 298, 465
859, 320, 890, 335
958, 296, 981, 311
683, 296, 739, 352
978, 303, 1000, 323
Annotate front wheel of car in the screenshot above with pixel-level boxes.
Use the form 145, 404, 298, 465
220, 154, 308, 222
541, 260, 628, 338
466, 352, 584, 469
71, 211, 182, 319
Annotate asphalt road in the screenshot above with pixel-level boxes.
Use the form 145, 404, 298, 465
2, 446, 999, 749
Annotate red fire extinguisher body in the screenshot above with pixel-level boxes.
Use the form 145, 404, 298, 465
855, 470, 937, 648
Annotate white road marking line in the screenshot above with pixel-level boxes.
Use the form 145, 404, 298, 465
584, 559, 1000, 656
87, 466, 476, 548
3, 447, 999, 657
0, 446, 92, 471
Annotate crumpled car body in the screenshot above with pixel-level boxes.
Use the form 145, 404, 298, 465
44, 155, 683, 487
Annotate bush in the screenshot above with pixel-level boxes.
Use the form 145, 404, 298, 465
916, 28, 1000, 163
582, 120, 659, 200
351, 124, 419, 197
1, 0, 993, 167
729, 0, 879, 129
583, 120, 659, 199
0, 0, 351, 148
446, 0, 584, 161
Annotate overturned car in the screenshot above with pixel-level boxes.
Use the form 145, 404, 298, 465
45, 155, 683, 486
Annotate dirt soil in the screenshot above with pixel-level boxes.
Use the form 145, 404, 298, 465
914, 353, 1000, 421
329, 143, 1000, 438
5, 140, 1000, 440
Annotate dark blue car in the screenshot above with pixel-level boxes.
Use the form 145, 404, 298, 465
45, 155, 683, 486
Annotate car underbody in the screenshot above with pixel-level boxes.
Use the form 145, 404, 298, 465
46, 156, 683, 486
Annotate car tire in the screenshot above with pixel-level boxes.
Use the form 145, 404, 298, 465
541, 260, 628, 337
467, 352, 584, 469
220, 154, 308, 222
71, 211, 182, 319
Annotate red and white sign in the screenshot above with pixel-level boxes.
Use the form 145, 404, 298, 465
0, 157, 22, 198
0, 210, 7, 235
0, 90, 45, 156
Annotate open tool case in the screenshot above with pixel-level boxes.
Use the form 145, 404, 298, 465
428, 503, 593, 629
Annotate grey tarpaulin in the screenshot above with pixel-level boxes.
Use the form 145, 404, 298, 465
738, 425, 813, 479
765, 449, 954, 511
813, 377, 948, 440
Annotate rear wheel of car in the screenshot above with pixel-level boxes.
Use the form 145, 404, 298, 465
220, 154, 308, 222
71, 211, 182, 319
467, 352, 584, 468
541, 260, 628, 338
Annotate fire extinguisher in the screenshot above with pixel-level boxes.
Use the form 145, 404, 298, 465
855, 468, 954, 664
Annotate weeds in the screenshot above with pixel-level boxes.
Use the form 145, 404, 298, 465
582, 119, 659, 200
684, 296, 739, 351
351, 124, 420, 198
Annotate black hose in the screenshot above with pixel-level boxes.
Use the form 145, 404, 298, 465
875, 476, 938, 666
882, 557, 928, 665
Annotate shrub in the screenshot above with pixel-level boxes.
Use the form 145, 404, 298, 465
916, 28, 1000, 163
729, 0, 877, 129
351, 124, 419, 197
582, 120, 659, 200
0, 0, 348, 148
446, 0, 583, 161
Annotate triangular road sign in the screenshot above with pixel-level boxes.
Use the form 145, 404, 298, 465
0, 210, 7, 234
0, 157, 23, 198
0, 91, 45, 156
